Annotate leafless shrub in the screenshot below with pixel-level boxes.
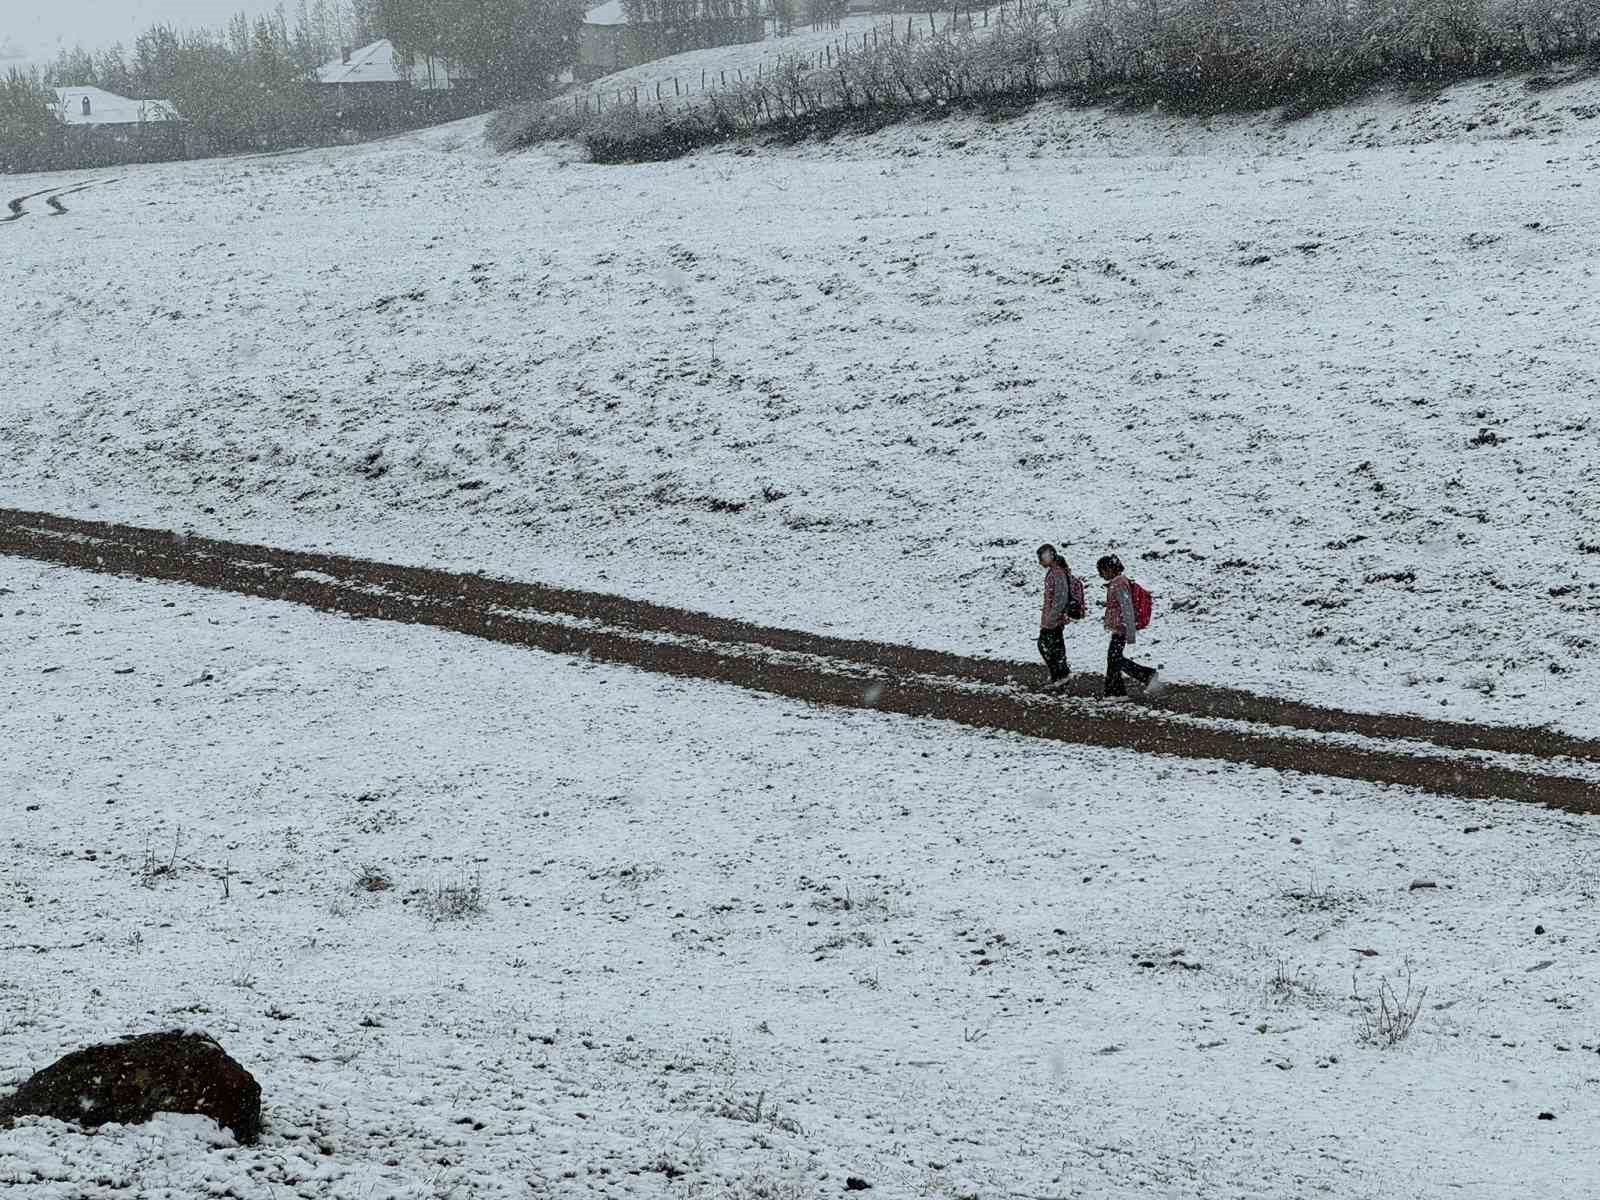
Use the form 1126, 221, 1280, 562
811, 930, 874, 957
1283, 871, 1342, 911
138, 829, 183, 888
1356, 964, 1428, 1047
417, 871, 485, 922
676, 1168, 815, 1199
1266, 960, 1319, 1003
811, 884, 893, 919
712, 1088, 805, 1136
487, 101, 585, 152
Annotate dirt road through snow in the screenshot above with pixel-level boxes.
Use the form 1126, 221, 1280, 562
3, 505, 1596, 810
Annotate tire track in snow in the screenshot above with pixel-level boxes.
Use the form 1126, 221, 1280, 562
2, 506, 1596, 811
1, 178, 120, 223
1, 187, 57, 223
43, 179, 118, 214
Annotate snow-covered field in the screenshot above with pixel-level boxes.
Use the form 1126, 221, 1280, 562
3, 72, 1599, 735
4, 558, 1600, 1199
5, 75, 1600, 1195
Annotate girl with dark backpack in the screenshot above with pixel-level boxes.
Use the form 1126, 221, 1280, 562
1096, 554, 1162, 700
1035, 544, 1085, 690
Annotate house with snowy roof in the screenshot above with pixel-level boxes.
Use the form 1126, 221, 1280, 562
52, 87, 181, 127
313, 39, 463, 100
578, 1, 762, 82
48, 86, 191, 167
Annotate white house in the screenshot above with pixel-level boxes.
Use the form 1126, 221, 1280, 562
313, 39, 461, 94
52, 87, 181, 126
578, 2, 762, 82
43, 87, 192, 168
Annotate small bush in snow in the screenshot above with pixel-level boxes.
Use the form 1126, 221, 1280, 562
351, 862, 393, 893
1356, 965, 1427, 1047
1283, 872, 1340, 911
486, 100, 585, 152
1267, 960, 1318, 1003
812, 885, 891, 918
418, 871, 486, 922
137, 829, 183, 888
713, 1088, 805, 1135
676, 1167, 815, 1199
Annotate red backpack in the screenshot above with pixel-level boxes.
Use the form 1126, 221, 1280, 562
1129, 580, 1153, 630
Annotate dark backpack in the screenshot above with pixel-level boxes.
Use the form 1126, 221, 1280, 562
1064, 571, 1086, 620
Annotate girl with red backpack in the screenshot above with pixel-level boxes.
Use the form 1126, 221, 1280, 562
1096, 554, 1162, 700
1035, 544, 1084, 690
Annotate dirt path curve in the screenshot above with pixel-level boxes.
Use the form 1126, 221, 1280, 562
3, 506, 1596, 812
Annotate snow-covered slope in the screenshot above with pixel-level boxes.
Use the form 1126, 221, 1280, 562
1, 70, 1598, 734
4, 559, 1600, 1198
560, 14, 912, 111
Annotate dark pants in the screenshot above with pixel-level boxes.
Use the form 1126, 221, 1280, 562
1037, 627, 1068, 682
1105, 633, 1155, 696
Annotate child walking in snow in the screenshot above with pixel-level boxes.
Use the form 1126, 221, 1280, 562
1097, 554, 1162, 700
1036, 544, 1082, 690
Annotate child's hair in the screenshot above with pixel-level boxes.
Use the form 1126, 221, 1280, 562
1036, 543, 1060, 564
1096, 554, 1124, 576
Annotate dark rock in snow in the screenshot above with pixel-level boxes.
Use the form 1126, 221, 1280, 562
0, 1029, 261, 1144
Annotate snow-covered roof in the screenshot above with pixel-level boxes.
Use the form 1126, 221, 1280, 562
53, 87, 180, 126
314, 39, 457, 89
584, 1, 630, 26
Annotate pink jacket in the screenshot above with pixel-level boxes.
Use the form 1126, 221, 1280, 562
1040, 563, 1071, 630
1103, 574, 1138, 644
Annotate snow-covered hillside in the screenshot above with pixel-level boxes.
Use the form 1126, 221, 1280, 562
560, 14, 906, 111
1, 70, 1598, 736
5, 558, 1600, 1199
